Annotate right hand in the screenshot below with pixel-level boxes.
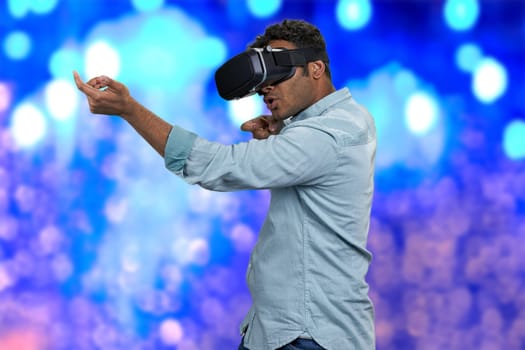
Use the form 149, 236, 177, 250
73, 71, 134, 118
240, 115, 283, 140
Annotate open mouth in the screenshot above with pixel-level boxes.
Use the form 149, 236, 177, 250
265, 97, 276, 110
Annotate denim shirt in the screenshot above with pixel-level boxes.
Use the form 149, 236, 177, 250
164, 88, 376, 350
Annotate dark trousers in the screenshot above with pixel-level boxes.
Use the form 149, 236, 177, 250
238, 337, 325, 350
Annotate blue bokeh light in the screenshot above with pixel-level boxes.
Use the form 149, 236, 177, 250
10, 103, 47, 147
472, 57, 508, 103
444, 0, 480, 31
132, 0, 164, 12
7, 0, 59, 18
393, 69, 417, 97
455, 42, 483, 72
84, 40, 121, 78
194, 37, 228, 68
29, 0, 59, 15
336, 0, 372, 30
49, 48, 83, 79
3, 31, 32, 60
44, 79, 79, 121
503, 120, 525, 160
247, 0, 282, 18
404, 92, 439, 135
7, 0, 30, 18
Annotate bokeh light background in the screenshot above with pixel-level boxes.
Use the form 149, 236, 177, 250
1, 0, 524, 349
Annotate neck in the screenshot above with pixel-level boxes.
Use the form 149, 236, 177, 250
315, 80, 336, 102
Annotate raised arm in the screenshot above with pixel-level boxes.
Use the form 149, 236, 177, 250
73, 71, 172, 157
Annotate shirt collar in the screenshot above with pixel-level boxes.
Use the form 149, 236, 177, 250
291, 87, 352, 123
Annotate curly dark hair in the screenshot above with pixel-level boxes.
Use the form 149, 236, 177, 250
249, 19, 331, 79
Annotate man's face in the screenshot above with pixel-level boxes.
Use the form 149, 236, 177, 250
259, 40, 317, 121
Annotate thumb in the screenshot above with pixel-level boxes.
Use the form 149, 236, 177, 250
268, 118, 283, 133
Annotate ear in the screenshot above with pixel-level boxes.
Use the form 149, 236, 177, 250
310, 60, 325, 79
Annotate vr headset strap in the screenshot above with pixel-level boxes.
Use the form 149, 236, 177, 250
273, 48, 329, 66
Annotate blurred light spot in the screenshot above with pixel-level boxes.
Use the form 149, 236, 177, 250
0, 264, 13, 291
121, 246, 140, 272
230, 224, 256, 252
49, 48, 82, 78
51, 254, 73, 281
404, 92, 439, 135
172, 238, 210, 266
472, 57, 507, 103
92, 324, 120, 348
29, 0, 59, 14
444, 0, 480, 31
45, 79, 79, 121
38, 225, 63, 255
3, 31, 32, 60
188, 238, 210, 266
0, 188, 8, 212
216, 192, 240, 221
104, 197, 129, 223
120, 14, 186, 88
336, 0, 372, 30
0, 215, 18, 241
132, 0, 164, 12
0, 329, 47, 350
247, 0, 281, 18
195, 37, 227, 68
200, 297, 226, 325
188, 187, 212, 213
10, 103, 47, 147
14, 185, 36, 212
12, 251, 35, 278
138, 290, 179, 314
85, 41, 121, 78
455, 43, 483, 72
160, 265, 183, 291
0, 83, 12, 112
393, 70, 417, 96
159, 318, 183, 345
7, 0, 30, 18
228, 94, 264, 125
503, 120, 525, 160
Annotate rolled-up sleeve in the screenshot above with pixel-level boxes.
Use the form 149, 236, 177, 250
164, 125, 198, 175
164, 123, 338, 192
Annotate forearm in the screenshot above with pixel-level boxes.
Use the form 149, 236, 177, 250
120, 98, 173, 157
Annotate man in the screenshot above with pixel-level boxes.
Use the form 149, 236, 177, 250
74, 19, 376, 350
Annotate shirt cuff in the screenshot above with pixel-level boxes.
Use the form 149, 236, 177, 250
164, 125, 197, 174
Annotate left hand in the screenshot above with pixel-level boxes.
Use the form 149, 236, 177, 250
73, 71, 133, 117
240, 115, 283, 139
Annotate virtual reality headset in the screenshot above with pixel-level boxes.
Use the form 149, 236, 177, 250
215, 45, 328, 100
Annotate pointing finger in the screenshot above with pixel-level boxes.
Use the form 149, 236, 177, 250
73, 71, 100, 97
241, 116, 271, 131
73, 70, 84, 89
241, 120, 259, 132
